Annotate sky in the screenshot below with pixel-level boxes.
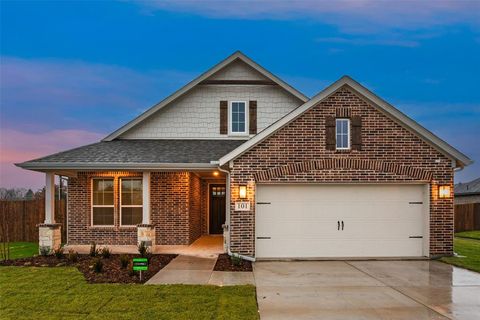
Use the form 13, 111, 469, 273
1, 0, 479, 190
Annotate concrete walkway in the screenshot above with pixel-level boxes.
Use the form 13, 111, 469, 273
146, 254, 255, 286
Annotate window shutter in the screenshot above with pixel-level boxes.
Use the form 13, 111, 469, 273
325, 116, 336, 150
220, 101, 228, 134
351, 115, 362, 150
249, 100, 257, 134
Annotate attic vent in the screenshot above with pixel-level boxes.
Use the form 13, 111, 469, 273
336, 107, 351, 118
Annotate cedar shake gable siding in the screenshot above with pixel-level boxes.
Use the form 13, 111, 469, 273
229, 86, 454, 257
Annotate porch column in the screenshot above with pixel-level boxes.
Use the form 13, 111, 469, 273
142, 172, 150, 224
138, 172, 154, 247
39, 172, 61, 253
45, 172, 55, 224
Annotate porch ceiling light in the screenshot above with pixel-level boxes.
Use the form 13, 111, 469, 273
438, 185, 451, 199
213, 171, 219, 177
239, 185, 247, 199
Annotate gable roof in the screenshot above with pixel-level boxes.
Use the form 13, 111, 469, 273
16, 140, 245, 170
218, 76, 473, 168
455, 177, 480, 196
103, 51, 309, 141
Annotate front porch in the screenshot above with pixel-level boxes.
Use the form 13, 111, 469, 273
64, 235, 225, 258
39, 170, 228, 253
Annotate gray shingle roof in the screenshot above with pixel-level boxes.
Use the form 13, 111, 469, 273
17, 139, 246, 169
455, 177, 480, 196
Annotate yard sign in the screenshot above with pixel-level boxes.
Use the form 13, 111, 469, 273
133, 258, 148, 271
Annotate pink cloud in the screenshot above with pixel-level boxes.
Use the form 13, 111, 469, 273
0, 129, 104, 189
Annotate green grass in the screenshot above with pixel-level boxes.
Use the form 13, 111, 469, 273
1, 242, 38, 260
441, 236, 480, 273
455, 230, 480, 241
0, 267, 258, 320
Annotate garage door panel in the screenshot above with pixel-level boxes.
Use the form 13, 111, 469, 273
255, 184, 426, 258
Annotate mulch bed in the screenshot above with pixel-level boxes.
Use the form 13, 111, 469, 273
0, 254, 177, 284
213, 253, 252, 272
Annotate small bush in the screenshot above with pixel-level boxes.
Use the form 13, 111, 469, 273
119, 254, 130, 269
231, 253, 242, 267
54, 246, 64, 259
39, 246, 51, 256
100, 247, 111, 259
138, 241, 149, 257
67, 250, 78, 263
128, 262, 135, 276
93, 258, 103, 273
89, 242, 98, 257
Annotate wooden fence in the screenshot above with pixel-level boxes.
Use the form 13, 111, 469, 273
455, 203, 480, 233
0, 199, 66, 243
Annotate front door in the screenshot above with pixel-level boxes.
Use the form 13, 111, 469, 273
209, 184, 226, 234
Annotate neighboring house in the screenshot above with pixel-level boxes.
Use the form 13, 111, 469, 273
455, 178, 480, 205
17, 51, 472, 259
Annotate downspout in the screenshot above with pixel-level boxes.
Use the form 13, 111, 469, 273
217, 165, 256, 262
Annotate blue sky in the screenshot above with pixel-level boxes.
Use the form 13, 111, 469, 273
1, 0, 479, 189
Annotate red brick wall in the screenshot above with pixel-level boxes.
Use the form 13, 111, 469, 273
67, 171, 209, 246
229, 86, 454, 257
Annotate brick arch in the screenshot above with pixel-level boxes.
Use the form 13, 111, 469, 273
253, 158, 433, 182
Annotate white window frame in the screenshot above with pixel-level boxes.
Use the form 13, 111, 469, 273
335, 118, 351, 150
91, 178, 115, 227
228, 101, 249, 136
120, 178, 143, 227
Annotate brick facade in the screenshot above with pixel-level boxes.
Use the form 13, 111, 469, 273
229, 86, 454, 257
67, 171, 213, 246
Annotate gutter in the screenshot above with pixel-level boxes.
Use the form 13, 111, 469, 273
217, 165, 256, 262
15, 162, 217, 171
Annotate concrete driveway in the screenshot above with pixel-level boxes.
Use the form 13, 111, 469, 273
254, 260, 480, 320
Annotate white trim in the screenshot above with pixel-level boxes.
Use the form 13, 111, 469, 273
219, 76, 472, 167
229, 101, 249, 136
102, 51, 308, 141
119, 177, 143, 227
335, 118, 351, 150
91, 178, 115, 227
17, 162, 218, 171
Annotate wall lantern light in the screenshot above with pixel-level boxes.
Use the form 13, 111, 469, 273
438, 185, 451, 199
239, 185, 247, 199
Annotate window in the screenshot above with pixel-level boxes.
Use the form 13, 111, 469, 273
230, 101, 247, 134
120, 178, 143, 226
92, 179, 114, 226
336, 118, 350, 150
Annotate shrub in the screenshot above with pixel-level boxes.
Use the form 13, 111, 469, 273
119, 254, 130, 269
138, 241, 149, 258
128, 262, 135, 276
93, 258, 103, 273
39, 246, 50, 256
231, 253, 242, 267
89, 242, 98, 257
100, 247, 111, 259
67, 250, 78, 263
54, 246, 64, 259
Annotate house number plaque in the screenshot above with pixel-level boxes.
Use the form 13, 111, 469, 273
234, 201, 250, 211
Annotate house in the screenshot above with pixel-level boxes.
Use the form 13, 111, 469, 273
455, 178, 480, 205
17, 51, 472, 259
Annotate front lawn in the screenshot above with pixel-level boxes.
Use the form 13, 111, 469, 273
455, 230, 480, 241
1, 242, 38, 260
0, 267, 258, 320
441, 235, 480, 273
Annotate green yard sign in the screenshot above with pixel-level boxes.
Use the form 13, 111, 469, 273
133, 258, 148, 271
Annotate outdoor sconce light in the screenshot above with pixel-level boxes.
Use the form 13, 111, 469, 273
239, 185, 247, 199
438, 185, 451, 199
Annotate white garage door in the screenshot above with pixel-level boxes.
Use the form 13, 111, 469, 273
256, 184, 428, 259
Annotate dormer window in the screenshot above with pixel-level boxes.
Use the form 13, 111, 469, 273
336, 118, 350, 150
229, 101, 248, 135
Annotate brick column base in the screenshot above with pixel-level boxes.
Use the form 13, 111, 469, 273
137, 224, 155, 247
38, 224, 61, 254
